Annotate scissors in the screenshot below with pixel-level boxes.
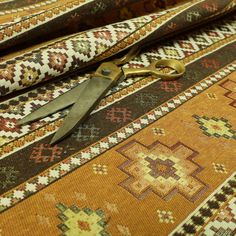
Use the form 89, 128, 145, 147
19, 46, 185, 144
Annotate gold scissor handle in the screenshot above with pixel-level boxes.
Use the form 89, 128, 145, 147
122, 59, 185, 81
113, 45, 140, 66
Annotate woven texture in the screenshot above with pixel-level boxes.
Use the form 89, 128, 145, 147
0, 0, 236, 235
1, 0, 235, 96
0, 0, 184, 50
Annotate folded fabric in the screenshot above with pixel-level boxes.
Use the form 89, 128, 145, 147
0, 9, 235, 216
0, 0, 183, 51
0, 0, 235, 97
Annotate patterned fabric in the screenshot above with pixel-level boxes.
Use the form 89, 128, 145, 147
0, 0, 235, 96
0, 0, 236, 235
0, 0, 182, 50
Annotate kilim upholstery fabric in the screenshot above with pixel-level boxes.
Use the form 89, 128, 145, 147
0, 0, 234, 96
0, 0, 236, 235
0, 0, 185, 50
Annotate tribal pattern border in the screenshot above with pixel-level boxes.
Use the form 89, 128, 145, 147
170, 172, 236, 235
0, 60, 235, 212
2, 0, 235, 96
0, 0, 58, 16
0, 2, 191, 96
0, 0, 91, 41
0, 17, 235, 158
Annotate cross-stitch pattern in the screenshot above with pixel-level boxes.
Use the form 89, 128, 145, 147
0, 1, 236, 235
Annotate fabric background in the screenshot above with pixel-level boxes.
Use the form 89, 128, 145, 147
0, 0, 185, 51
0, 0, 236, 235
0, 0, 235, 96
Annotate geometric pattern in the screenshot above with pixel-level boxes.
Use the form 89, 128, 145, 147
0, 0, 86, 47
0, 0, 58, 16
56, 203, 110, 236
0, 2, 236, 236
29, 144, 63, 163
0, 117, 21, 134
0, 117, 29, 139
0, 166, 19, 190
207, 93, 218, 100
48, 52, 69, 73
105, 107, 132, 123
92, 164, 108, 175
200, 197, 236, 236
72, 124, 100, 142
220, 79, 236, 108
136, 92, 160, 107
171, 173, 236, 235
0, 0, 181, 51
213, 163, 228, 174
0, 0, 234, 96
19, 65, 41, 87
0, 18, 235, 158
0, 3, 180, 95
152, 128, 166, 136
0, 62, 235, 213
157, 210, 175, 224
117, 140, 208, 201
193, 115, 236, 139
160, 81, 182, 93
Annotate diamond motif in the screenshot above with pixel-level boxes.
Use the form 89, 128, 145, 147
72, 39, 92, 56
194, 115, 236, 139
0, 65, 16, 84
48, 51, 68, 73
93, 30, 112, 41
56, 203, 110, 235
19, 65, 41, 86
117, 140, 208, 201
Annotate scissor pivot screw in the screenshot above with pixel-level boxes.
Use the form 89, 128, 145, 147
101, 68, 111, 76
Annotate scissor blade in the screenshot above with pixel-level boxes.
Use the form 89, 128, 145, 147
50, 76, 113, 145
19, 80, 89, 125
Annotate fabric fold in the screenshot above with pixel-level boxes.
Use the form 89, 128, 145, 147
0, 0, 183, 50
0, 0, 235, 96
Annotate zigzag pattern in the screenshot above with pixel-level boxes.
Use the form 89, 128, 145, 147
0, 12, 164, 95
171, 174, 236, 235
0, 61, 235, 212
0, 17, 235, 147
0, 0, 203, 96
0, 0, 58, 15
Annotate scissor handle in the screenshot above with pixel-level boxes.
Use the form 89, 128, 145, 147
123, 59, 185, 81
